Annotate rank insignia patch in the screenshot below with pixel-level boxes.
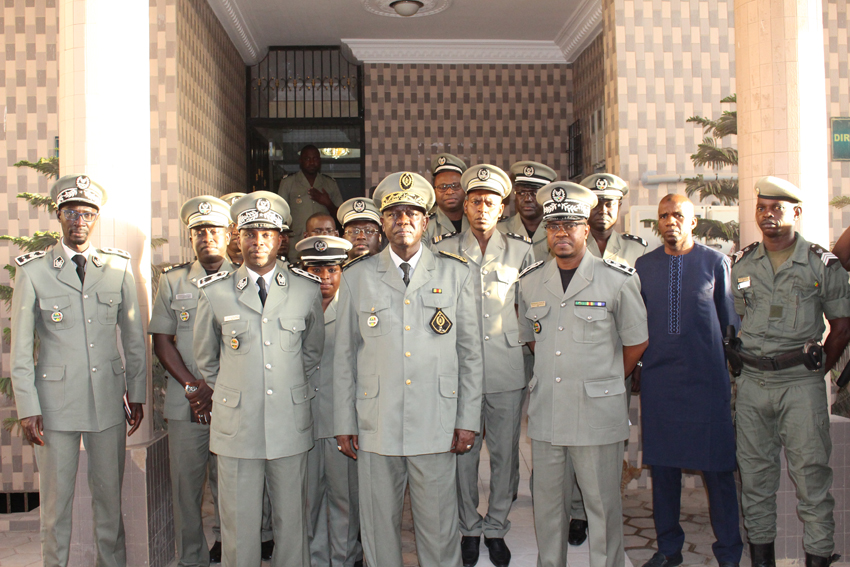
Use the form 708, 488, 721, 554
367, 315, 379, 327
533, 321, 542, 334
230, 337, 239, 350
91, 256, 103, 268
575, 301, 606, 307
53, 257, 64, 269
236, 277, 248, 291
52, 311, 63, 323
430, 308, 453, 335
179, 311, 190, 322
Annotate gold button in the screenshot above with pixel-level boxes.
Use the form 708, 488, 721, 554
561, 302, 566, 307
406, 379, 411, 385
222, 398, 227, 402
405, 352, 411, 357
265, 364, 271, 369
555, 351, 561, 356
405, 299, 410, 305
405, 326, 411, 331
604, 389, 609, 394
555, 377, 562, 383
452, 390, 456, 394
364, 392, 367, 396
265, 341, 270, 346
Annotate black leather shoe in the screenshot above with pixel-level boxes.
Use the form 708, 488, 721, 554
718, 562, 739, 567
568, 519, 588, 546
461, 535, 480, 567
640, 551, 683, 567
261, 539, 275, 561
750, 542, 776, 567
484, 537, 511, 567
353, 561, 363, 567
805, 553, 841, 567
208, 541, 222, 563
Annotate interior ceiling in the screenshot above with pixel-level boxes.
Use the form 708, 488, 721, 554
236, 0, 582, 48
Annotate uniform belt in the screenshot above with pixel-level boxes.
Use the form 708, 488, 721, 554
738, 350, 811, 371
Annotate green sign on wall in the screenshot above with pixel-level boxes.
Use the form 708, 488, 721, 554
833, 118, 850, 161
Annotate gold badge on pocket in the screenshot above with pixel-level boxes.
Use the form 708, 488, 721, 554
230, 337, 239, 350
533, 321, 542, 334
179, 311, 190, 322
430, 308, 453, 335
52, 311, 63, 323
367, 315, 379, 327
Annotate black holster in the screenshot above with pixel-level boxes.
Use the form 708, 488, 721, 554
724, 325, 744, 377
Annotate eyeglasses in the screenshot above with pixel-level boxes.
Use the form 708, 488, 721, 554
191, 227, 226, 237
60, 210, 99, 223
435, 183, 463, 193
514, 189, 539, 199
344, 228, 381, 237
545, 221, 586, 233
307, 228, 339, 236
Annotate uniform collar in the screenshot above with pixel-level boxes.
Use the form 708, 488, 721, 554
752, 232, 809, 265
62, 240, 92, 262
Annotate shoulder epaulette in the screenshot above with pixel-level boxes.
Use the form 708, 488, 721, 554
518, 260, 545, 278
732, 242, 759, 265
162, 261, 191, 274
100, 247, 131, 259
506, 232, 532, 244
603, 258, 636, 275
432, 231, 459, 245
197, 271, 230, 288
498, 216, 510, 223
438, 251, 468, 264
289, 265, 322, 283
342, 253, 370, 271
429, 212, 437, 219
810, 243, 840, 268
14, 250, 46, 266
622, 233, 647, 247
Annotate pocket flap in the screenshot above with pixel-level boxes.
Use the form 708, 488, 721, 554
280, 318, 306, 333
421, 294, 454, 308
439, 374, 458, 398
504, 330, 524, 346
214, 385, 241, 408
97, 291, 122, 305
574, 306, 607, 322
222, 321, 249, 336
170, 298, 198, 311
111, 358, 125, 374
36, 365, 65, 381
584, 377, 625, 398
359, 297, 390, 313
355, 376, 380, 399
525, 305, 550, 320
291, 382, 315, 405
39, 296, 71, 310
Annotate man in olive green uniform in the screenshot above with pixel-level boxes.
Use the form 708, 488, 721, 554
11, 174, 147, 567
517, 182, 648, 567
277, 144, 344, 244
338, 197, 383, 260
334, 172, 483, 567
193, 192, 325, 567
731, 177, 850, 567
150, 196, 233, 567
434, 164, 534, 567
497, 161, 557, 260
425, 153, 470, 242
296, 234, 363, 567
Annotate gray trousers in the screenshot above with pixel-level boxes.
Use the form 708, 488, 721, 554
35, 422, 127, 567
306, 437, 362, 567
736, 378, 834, 556
358, 450, 462, 567
207, 452, 274, 543
532, 440, 625, 567
169, 420, 213, 567
217, 452, 309, 567
457, 388, 524, 538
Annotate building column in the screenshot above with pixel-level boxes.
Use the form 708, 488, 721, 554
735, 0, 829, 246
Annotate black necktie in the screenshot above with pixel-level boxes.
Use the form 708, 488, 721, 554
400, 262, 411, 287
72, 255, 86, 284
257, 277, 267, 306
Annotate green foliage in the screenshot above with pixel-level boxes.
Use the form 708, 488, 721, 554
689, 137, 739, 170
829, 196, 850, 209
0, 285, 12, 308
18, 192, 58, 212
684, 175, 739, 206
695, 219, 740, 248
0, 376, 13, 399
0, 231, 61, 252
14, 157, 59, 180
2, 416, 22, 435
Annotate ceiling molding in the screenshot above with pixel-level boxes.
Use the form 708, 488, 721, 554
361, 0, 453, 18
341, 39, 567, 64
207, 0, 266, 65
555, 0, 602, 63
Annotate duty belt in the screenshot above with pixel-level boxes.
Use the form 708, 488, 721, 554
738, 340, 823, 372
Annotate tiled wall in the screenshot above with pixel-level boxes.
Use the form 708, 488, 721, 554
825, 0, 850, 242
363, 64, 573, 188
151, 0, 246, 264
572, 33, 605, 179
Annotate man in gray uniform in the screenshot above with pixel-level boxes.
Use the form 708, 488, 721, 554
334, 171, 483, 567
295, 234, 363, 567
193, 191, 325, 567
498, 161, 557, 260
338, 197, 383, 260
11, 174, 147, 567
277, 145, 344, 244
150, 196, 233, 567
731, 177, 850, 567
518, 181, 648, 567
425, 153, 469, 242
580, 173, 647, 267
434, 164, 534, 567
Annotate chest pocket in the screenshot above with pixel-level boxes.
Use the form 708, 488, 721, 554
39, 296, 74, 330
421, 293, 455, 335
97, 292, 122, 324
573, 306, 608, 343
359, 298, 391, 337
280, 317, 306, 351
222, 320, 251, 355
790, 279, 820, 331
171, 298, 198, 331
524, 305, 550, 341
492, 269, 518, 301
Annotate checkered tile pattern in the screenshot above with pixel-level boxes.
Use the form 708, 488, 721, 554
573, 34, 605, 178
363, 64, 573, 187
825, 0, 850, 242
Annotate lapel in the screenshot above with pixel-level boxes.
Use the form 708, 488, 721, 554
461, 230, 483, 267
83, 249, 106, 291
324, 295, 337, 325
188, 261, 207, 288
262, 260, 288, 312
604, 231, 623, 260
544, 253, 593, 300
406, 246, 435, 295
377, 248, 407, 294
53, 246, 82, 292
481, 230, 505, 267
235, 264, 264, 314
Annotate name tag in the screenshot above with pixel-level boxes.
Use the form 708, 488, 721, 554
223, 315, 240, 322
175, 293, 193, 300
737, 277, 751, 290
530, 301, 546, 308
